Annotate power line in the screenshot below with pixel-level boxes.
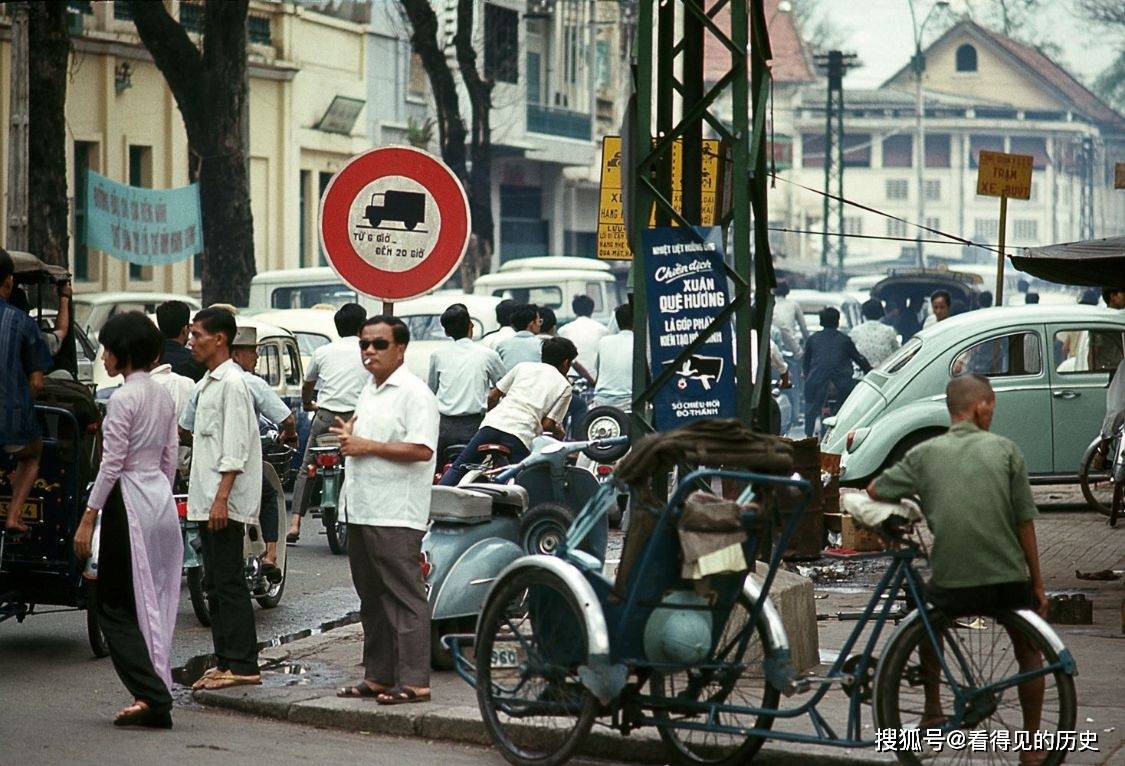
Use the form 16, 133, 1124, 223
766, 226, 1001, 250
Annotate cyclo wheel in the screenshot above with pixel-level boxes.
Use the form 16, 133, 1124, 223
874, 609, 1077, 765
1110, 481, 1123, 528
1078, 440, 1114, 516
649, 589, 779, 766
325, 511, 348, 555
256, 553, 286, 609
475, 568, 598, 766
85, 583, 110, 658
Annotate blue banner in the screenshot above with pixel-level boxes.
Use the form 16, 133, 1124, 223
643, 226, 737, 431
85, 170, 203, 265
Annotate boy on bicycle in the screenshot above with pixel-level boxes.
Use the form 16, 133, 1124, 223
867, 374, 1048, 759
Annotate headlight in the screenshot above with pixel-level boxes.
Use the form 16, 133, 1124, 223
845, 427, 871, 453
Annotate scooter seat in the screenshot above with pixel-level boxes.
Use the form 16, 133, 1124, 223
458, 483, 529, 514
429, 486, 493, 524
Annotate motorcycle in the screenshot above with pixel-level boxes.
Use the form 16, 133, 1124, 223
181, 435, 294, 626
424, 433, 629, 669
304, 435, 347, 554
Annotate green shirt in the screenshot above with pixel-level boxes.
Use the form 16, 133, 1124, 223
872, 421, 1038, 588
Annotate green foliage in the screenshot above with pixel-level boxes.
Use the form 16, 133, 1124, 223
1092, 51, 1125, 113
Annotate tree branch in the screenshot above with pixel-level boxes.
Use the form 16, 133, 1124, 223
128, 0, 206, 142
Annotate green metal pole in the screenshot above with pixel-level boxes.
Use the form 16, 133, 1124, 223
630, 0, 654, 439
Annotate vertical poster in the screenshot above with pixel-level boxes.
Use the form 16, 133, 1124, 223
643, 226, 737, 431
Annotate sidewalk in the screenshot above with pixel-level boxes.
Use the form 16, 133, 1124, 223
193, 505, 1123, 765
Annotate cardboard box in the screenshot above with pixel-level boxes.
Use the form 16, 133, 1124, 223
841, 513, 885, 552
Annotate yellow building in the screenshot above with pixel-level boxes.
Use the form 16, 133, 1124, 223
0, 0, 370, 296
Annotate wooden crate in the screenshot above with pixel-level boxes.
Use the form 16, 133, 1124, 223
841, 513, 885, 552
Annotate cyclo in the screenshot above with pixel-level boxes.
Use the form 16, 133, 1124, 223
448, 421, 1078, 766
0, 251, 108, 657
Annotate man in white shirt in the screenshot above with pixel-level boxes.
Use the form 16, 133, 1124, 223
495, 303, 544, 373
427, 303, 505, 466
182, 308, 263, 690
331, 316, 439, 704
849, 299, 901, 371
287, 303, 368, 542
439, 337, 577, 486
559, 295, 608, 372
479, 299, 516, 350
772, 282, 809, 356
149, 362, 195, 422
593, 304, 634, 410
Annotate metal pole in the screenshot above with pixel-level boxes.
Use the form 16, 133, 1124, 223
995, 195, 1007, 305
915, 45, 926, 268
821, 73, 832, 268
6, 2, 29, 251
629, 0, 654, 439
836, 73, 846, 278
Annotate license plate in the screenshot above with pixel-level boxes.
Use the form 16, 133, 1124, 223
0, 496, 42, 523
491, 647, 520, 669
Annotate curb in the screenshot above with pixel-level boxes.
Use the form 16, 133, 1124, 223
194, 688, 894, 765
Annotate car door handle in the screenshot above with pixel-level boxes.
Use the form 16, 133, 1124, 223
1052, 390, 1081, 400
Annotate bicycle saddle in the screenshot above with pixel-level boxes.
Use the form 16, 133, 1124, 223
477, 443, 511, 456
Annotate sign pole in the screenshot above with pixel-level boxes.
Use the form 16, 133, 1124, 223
382, 302, 394, 316
995, 193, 1008, 306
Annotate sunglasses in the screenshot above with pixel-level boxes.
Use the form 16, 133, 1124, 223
359, 338, 392, 351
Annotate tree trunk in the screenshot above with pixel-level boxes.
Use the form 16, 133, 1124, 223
454, 0, 495, 291
26, 2, 69, 268
129, 0, 255, 306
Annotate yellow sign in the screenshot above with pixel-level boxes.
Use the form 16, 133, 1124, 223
0, 496, 41, 523
1115, 162, 1125, 190
596, 136, 726, 261
976, 150, 1034, 200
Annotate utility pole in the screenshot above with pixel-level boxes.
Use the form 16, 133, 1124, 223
1078, 136, 1095, 239
814, 50, 855, 284
907, 1, 948, 268
6, 2, 29, 251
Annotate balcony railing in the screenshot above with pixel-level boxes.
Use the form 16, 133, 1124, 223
526, 104, 592, 141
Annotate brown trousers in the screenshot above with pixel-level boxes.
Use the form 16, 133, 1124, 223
346, 524, 430, 688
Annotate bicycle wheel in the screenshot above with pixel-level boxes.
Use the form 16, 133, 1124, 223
1078, 441, 1114, 516
1110, 481, 1122, 528
475, 568, 598, 766
650, 591, 779, 766
875, 609, 1076, 765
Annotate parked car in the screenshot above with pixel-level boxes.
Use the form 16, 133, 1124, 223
788, 289, 862, 332
822, 304, 1125, 486
250, 307, 340, 371
72, 291, 201, 345
396, 292, 501, 379
870, 268, 983, 323
247, 267, 362, 312
473, 257, 624, 325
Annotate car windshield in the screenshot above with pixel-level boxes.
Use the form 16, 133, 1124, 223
878, 337, 922, 374
294, 332, 331, 357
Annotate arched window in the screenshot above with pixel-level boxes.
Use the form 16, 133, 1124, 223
956, 44, 978, 72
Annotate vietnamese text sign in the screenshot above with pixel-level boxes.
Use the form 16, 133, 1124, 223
85, 170, 203, 265
643, 226, 737, 431
597, 136, 725, 261
976, 150, 1034, 200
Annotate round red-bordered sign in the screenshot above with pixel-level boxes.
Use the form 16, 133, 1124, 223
318, 146, 470, 302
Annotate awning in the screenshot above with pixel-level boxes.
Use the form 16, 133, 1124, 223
1011, 236, 1125, 287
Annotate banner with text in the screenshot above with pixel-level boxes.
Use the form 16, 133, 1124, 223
85, 170, 203, 265
643, 226, 737, 431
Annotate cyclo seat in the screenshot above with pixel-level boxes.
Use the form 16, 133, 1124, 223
477, 443, 511, 456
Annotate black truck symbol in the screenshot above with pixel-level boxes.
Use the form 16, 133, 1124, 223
668, 354, 724, 391
364, 190, 426, 231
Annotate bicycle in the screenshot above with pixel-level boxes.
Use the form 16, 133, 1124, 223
448, 468, 1078, 766
1078, 417, 1124, 527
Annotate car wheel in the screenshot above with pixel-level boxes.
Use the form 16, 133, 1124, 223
883, 429, 944, 471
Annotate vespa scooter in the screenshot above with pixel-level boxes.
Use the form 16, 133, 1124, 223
305, 435, 347, 554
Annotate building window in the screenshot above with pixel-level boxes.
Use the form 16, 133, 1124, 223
956, 44, 977, 72
73, 141, 97, 282
1013, 220, 1039, 241
843, 216, 863, 235
127, 145, 152, 282
886, 179, 909, 200
317, 172, 333, 266
882, 134, 912, 168
974, 218, 999, 241
1009, 136, 1049, 169
526, 52, 542, 104
925, 216, 941, 232
484, 4, 519, 84
887, 219, 908, 238
248, 14, 271, 45
179, 0, 204, 34
407, 53, 427, 100
924, 179, 941, 201
801, 133, 825, 168
969, 135, 1004, 168
842, 133, 871, 167
925, 133, 951, 168
113, 1, 133, 22
299, 170, 309, 268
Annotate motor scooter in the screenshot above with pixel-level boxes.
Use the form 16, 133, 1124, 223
424, 434, 629, 669
304, 435, 346, 554
181, 435, 294, 626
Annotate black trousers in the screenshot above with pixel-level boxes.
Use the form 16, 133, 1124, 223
199, 521, 259, 675
96, 485, 173, 712
437, 413, 484, 468
260, 476, 278, 545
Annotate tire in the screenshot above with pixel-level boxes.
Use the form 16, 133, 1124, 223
431, 617, 474, 672
519, 503, 575, 557
325, 509, 348, 555
186, 566, 211, 627
1110, 481, 1123, 528
85, 583, 110, 659
1078, 438, 1114, 516
650, 590, 778, 766
874, 609, 1077, 765
578, 407, 630, 463
475, 567, 598, 766
256, 553, 286, 609
882, 430, 943, 472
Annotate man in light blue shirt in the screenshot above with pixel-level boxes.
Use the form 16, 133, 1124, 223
427, 303, 505, 464
495, 303, 543, 373
593, 303, 634, 411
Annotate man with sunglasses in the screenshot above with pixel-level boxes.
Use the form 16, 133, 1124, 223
331, 316, 439, 705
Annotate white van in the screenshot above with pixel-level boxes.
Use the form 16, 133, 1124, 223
472, 257, 623, 324
248, 267, 366, 312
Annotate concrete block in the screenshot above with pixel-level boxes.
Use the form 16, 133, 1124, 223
752, 568, 819, 674
191, 686, 317, 719
288, 695, 422, 736
416, 705, 492, 745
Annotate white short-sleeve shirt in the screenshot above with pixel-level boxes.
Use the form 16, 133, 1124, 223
304, 336, 369, 413
340, 365, 440, 531
481, 362, 573, 448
